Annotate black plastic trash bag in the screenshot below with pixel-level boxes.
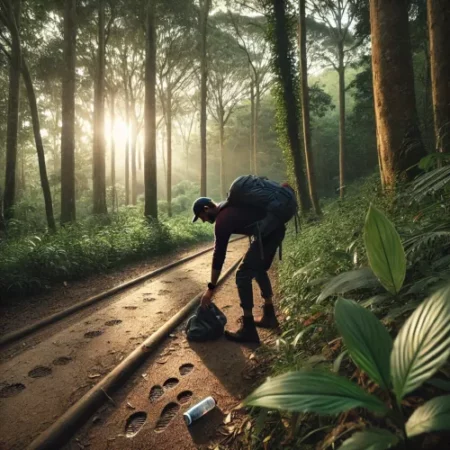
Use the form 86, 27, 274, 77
185, 303, 227, 342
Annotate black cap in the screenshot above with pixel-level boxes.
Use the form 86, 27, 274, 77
192, 197, 213, 222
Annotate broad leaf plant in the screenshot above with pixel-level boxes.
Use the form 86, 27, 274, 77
245, 205, 450, 449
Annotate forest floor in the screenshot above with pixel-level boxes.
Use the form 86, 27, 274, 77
0, 239, 215, 338
0, 239, 275, 450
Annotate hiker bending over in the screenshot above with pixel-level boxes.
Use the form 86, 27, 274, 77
191, 175, 298, 343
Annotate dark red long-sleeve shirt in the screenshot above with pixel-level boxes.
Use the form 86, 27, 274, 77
212, 204, 265, 270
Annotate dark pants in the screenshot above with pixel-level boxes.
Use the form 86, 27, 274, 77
236, 225, 286, 311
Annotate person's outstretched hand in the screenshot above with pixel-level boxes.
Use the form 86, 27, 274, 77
200, 288, 213, 308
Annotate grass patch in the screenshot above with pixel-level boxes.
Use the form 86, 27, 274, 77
0, 209, 213, 298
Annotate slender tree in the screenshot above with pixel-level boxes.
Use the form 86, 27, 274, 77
144, 0, 157, 218
265, 0, 311, 213
298, 0, 321, 215
92, 0, 107, 214
0, 1, 56, 230
60, 0, 77, 224
310, 0, 361, 198
427, 0, 450, 154
199, 0, 211, 196
228, 12, 271, 175
2, 0, 20, 220
370, 0, 426, 186
109, 87, 117, 211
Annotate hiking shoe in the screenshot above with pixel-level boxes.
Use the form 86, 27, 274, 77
254, 304, 279, 329
224, 316, 260, 344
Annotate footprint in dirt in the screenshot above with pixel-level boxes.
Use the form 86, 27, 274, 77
28, 366, 52, 378
123, 306, 137, 310
53, 356, 73, 366
158, 290, 171, 295
149, 385, 164, 403
154, 402, 180, 433
125, 411, 147, 438
0, 383, 25, 398
105, 319, 122, 326
143, 297, 156, 303
163, 378, 179, 390
179, 363, 194, 376
161, 280, 173, 284
177, 390, 193, 405
176, 277, 189, 281
84, 330, 103, 338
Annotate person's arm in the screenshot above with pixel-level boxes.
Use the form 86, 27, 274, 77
200, 216, 231, 307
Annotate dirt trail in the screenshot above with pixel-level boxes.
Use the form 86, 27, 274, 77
65, 265, 279, 450
0, 240, 247, 450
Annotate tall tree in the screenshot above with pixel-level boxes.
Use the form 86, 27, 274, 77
60, 0, 77, 224
208, 29, 248, 198
92, 0, 108, 214
370, 0, 426, 186
144, 0, 157, 218
0, 0, 56, 230
228, 12, 271, 175
310, 0, 361, 198
264, 0, 311, 213
2, 0, 20, 220
157, 13, 195, 216
199, 0, 211, 196
427, 0, 449, 154
298, 0, 321, 215
109, 86, 117, 211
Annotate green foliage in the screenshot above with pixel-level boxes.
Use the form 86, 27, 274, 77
364, 205, 406, 294
338, 428, 399, 450
245, 370, 389, 416
255, 175, 450, 448
335, 298, 392, 390
246, 281, 450, 449
0, 208, 212, 297
391, 284, 450, 403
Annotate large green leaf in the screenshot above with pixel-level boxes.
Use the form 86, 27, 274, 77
406, 395, 450, 437
364, 205, 406, 294
244, 370, 389, 416
391, 283, 450, 402
335, 298, 392, 390
339, 428, 399, 450
317, 268, 381, 303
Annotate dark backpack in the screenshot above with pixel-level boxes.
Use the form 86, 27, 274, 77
224, 175, 298, 236
185, 303, 227, 342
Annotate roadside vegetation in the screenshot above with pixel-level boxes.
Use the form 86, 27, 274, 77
243, 164, 450, 449
0, 181, 212, 298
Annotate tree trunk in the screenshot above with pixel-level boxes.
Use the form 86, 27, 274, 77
22, 60, 56, 231
166, 86, 172, 217
130, 101, 137, 205
124, 78, 130, 205
144, 0, 157, 219
60, 0, 77, 224
299, 0, 321, 214
272, 0, 311, 213
0, 184, 5, 232
254, 81, 260, 175
338, 43, 346, 199
370, 0, 426, 186
427, 0, 450, 153
250, 79, 255, 173
92, 0, 107, 214
219, 112, 226, 198
199, 0, 211, 197
110, 90, 116, 211
3, 0, 21, 221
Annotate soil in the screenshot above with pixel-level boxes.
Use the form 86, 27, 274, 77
0, 240, 252, 450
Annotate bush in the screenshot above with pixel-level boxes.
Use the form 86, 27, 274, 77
0, 207, 212, 297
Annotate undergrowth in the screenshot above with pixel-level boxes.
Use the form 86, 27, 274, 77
245, 173, 450, 449
0, 209, 212, 298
